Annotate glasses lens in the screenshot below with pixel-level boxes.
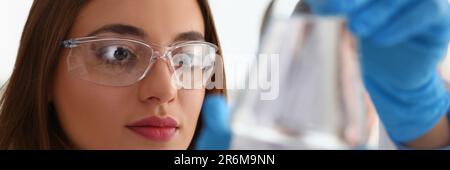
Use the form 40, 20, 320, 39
67, 39, 152, 86
170, 43, 217, 89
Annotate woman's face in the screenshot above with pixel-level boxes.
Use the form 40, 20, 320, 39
52, 0, 206, 149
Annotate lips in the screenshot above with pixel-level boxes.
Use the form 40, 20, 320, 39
126, 116, 179, 142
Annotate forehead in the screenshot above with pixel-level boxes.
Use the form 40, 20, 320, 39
68, 0, 205, 44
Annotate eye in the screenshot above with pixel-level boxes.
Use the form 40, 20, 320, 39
97, 46, 136, 63
172, 53, 193, 69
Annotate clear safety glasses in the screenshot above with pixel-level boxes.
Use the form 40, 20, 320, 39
62, 36, 220, 89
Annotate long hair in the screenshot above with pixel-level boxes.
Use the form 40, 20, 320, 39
0, 0, 226, 149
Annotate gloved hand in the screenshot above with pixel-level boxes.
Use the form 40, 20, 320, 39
195, 95, 231, 150
305, 0, 450, 144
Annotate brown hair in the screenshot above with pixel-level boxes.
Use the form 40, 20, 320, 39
0, 0, 226, 149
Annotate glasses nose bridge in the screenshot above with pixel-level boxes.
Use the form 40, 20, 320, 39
150, 45, 172, 61
147, 46, 175, 74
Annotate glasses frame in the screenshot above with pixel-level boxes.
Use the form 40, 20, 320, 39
61, 36, 219, 87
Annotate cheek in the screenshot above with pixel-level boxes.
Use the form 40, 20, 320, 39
176, 90, 205, 144
52, 58, 133, 149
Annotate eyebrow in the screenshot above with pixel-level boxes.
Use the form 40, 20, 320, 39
88, 24, 205, 42
88, 24, 147, 37
173, 31, 205, 42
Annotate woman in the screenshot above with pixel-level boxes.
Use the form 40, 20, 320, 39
0, 0, 226, 149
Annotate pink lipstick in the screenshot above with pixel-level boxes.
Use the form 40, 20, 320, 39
127, 116, 179, 142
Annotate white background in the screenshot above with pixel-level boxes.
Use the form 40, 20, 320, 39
0, 0, 33, 83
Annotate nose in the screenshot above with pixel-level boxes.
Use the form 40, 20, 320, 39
138, 58, 177, 104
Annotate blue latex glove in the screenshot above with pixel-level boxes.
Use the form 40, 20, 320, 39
195, 95, 231, 150
305, 0, 450, 144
